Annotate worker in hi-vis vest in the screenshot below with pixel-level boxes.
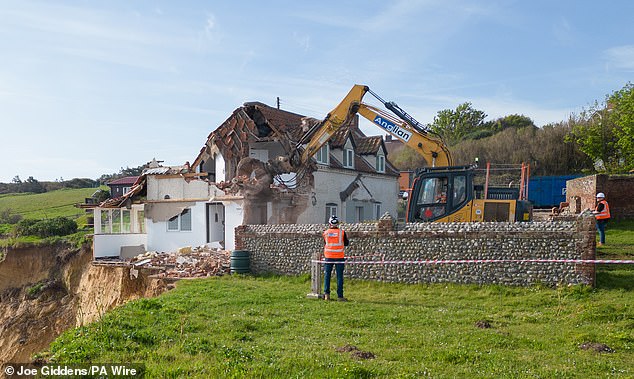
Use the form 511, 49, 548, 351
323, 215, 350, 301
592, 192, 611, 246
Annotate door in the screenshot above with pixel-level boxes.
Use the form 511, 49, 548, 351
207, 203, 225, 246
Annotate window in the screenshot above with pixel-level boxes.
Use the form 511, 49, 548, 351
316, 144, 329, 165
416, 177, 448, 205
137, 210, 145, 234
376, 154, 385, 173
453, 175, 467, 204
375, 203, 381, 219
343, 148, 354, 168
123, 186, 131, 195
168, 208, 192, 232
112, 209, 121, 233
99, 208, 143, 234
122, 209, 131, 233
325, 203, 338, 223
355, 206, 364, 222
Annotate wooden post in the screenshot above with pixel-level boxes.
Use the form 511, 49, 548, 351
307, 251, 323, 299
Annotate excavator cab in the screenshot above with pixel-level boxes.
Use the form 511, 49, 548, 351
406, 165, 533, 223
407, 166, 473, 222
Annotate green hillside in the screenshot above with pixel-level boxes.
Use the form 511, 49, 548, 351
0, 188, 100, 220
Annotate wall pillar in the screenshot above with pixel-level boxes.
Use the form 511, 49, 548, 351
307, 250, 322, 299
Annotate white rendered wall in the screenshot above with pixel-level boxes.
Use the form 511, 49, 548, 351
222, 200, 244, 251
146, 202, 207, 252
297, 169, 399, 224
93, 234, 147, 258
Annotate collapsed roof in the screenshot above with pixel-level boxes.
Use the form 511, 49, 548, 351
192, 102, 398, 177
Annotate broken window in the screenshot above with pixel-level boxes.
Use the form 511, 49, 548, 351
168, 208, 192, 232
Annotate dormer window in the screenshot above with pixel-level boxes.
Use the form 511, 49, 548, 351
343, 148, 354, 169
316, 144, 329, 165
376, 154, 385, 173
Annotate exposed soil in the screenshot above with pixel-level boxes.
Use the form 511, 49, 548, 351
579, 342, 614, 353
0, 243, 167, 364
475, 320, 493, 329
335, 344, 376, 360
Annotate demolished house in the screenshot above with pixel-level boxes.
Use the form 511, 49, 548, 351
91, 101, 399, 259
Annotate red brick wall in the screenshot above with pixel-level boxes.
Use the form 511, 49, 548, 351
567, 174, 634, 219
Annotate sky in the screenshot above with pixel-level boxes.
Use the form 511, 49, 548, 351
1, 0, 633, 183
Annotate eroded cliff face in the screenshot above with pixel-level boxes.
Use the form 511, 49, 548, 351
0, 243, 166, 364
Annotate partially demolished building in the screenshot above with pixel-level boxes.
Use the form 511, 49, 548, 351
92, 101, 399, 258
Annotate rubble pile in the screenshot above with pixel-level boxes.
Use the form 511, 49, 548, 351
130, 246, 231, 279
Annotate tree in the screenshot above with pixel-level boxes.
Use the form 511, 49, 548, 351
388, 146, 429, 170
608, 82, 634, 171
430, 102, 487, 146
567, 101, 622, 173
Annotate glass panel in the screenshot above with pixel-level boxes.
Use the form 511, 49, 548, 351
122, 209, 131, 233
100, 210, 110, 234
167, 214, 179, 231
453, 176, 466, 204
137, 210, 145, 233
180, 208, 192, 231
111, 209, 121, 233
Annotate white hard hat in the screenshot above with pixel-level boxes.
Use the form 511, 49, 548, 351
596, 192, 605, 199
328, 215, 339, 225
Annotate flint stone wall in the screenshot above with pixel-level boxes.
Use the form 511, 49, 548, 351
235, 213, 596, 287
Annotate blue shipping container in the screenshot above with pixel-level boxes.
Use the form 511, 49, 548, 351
528, 175, 582, 208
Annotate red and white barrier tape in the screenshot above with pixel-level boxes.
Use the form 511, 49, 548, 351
313, 258, 634, 265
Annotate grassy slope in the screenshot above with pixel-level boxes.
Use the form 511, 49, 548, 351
46, 222, 634, 378
0, 188, 99, 220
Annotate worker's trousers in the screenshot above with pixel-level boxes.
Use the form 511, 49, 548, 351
596, 219, 609, 244
324, 258, 345, 298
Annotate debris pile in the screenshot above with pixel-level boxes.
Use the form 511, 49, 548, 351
130, 246, 231, 279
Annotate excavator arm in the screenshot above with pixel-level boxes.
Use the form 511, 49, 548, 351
291, 84, 452, 169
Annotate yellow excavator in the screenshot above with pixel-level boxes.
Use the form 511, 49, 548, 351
289, 84, 533, 223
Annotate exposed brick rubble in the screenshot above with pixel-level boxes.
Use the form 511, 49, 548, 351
130, 247, 231, 279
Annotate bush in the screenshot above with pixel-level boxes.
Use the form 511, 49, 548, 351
0, 208, 22, 224
15, 217, 78, 238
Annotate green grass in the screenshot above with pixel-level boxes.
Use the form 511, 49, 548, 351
597, 219, 634, 259
47, 272, 634, 378
0, 187, 100, 220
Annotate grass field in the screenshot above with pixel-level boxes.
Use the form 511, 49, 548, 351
45, 222, 634, 378
0, 187, 99, 220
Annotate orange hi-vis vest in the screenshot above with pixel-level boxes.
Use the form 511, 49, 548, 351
595, 200, 611, 220
323, 228, 345, 259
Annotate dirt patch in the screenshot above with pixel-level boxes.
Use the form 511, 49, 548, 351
579, 342, 614, 353
335, 344, 359, 353
475, 320, 492, 329
350, 350, 376, 360
335, 344, 376, 360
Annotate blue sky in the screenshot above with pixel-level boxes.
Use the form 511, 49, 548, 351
1, 1, 632, 182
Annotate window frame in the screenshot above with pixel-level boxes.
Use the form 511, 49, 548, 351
325, 203, 338, 224
316, 144, 330, 165
376, 154, 385, 173
343, 148, 354, 169
167, 208, 193, 232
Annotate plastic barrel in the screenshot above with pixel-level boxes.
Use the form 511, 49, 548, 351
230, 250, 250, 274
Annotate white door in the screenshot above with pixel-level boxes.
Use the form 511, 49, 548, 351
207, 203, 225, 247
